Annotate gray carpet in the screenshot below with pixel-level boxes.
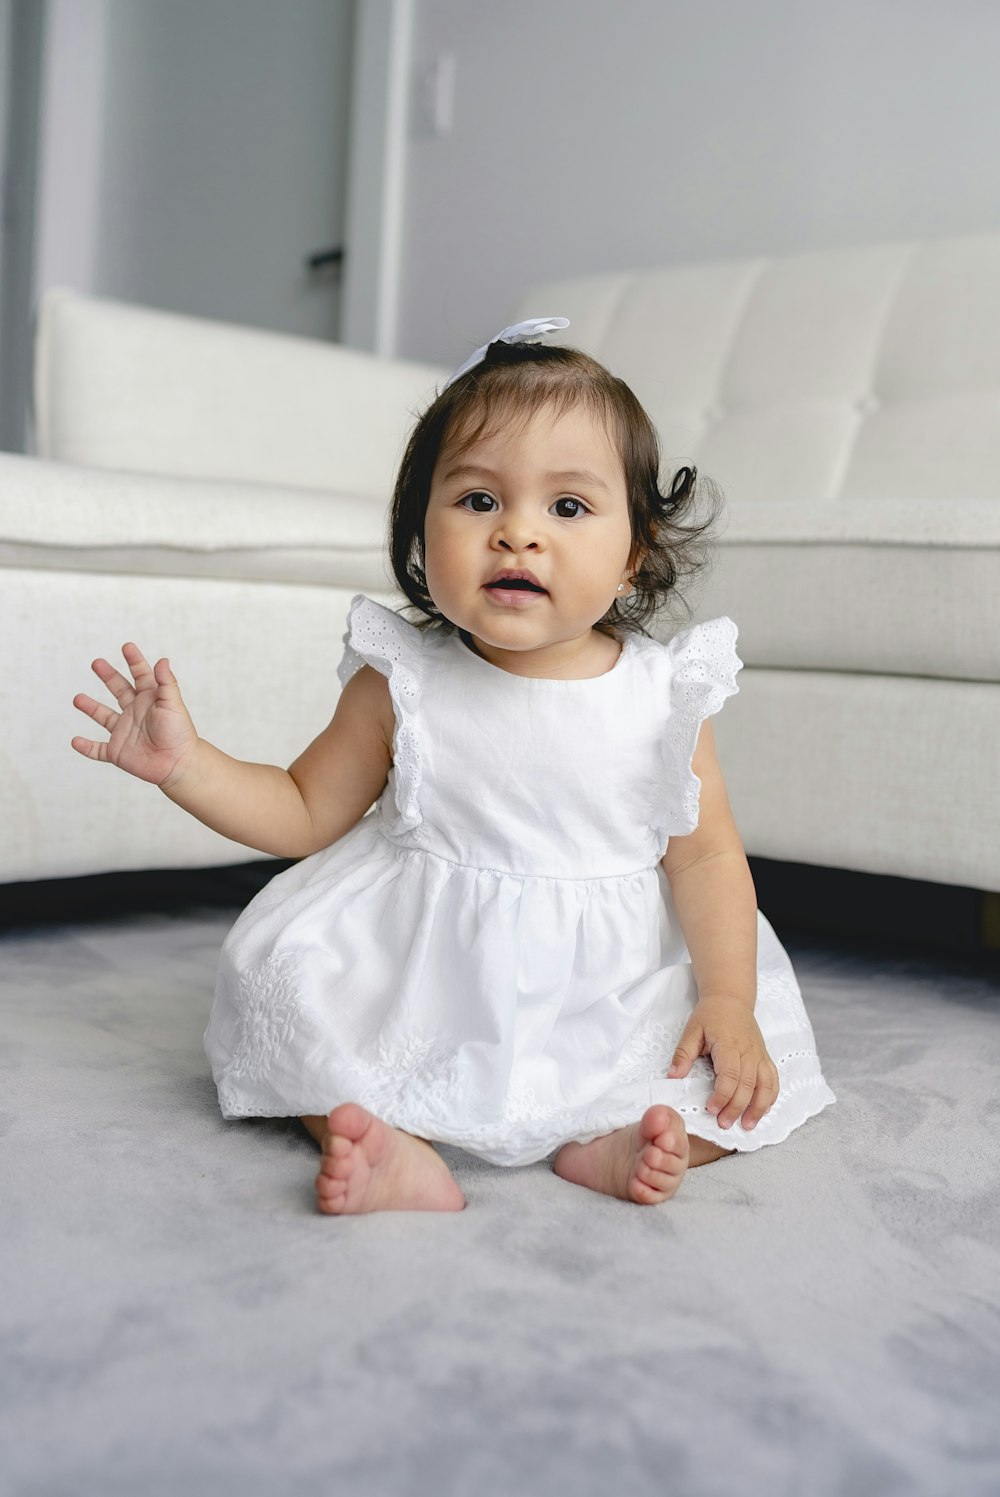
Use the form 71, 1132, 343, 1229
2, 902, 999, 1497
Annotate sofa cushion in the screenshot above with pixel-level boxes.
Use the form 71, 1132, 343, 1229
508, 232, 1000, 504
0, 455, 390, 591
687, 499, 1000, 684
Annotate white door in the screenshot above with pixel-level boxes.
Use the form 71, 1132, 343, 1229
93, 0, 354, 342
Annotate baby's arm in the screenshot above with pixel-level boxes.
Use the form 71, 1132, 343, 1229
660, 719, 779, 1131
72, 644, 392, 859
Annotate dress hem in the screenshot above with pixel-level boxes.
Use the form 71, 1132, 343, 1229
216, 1084, 837, 1169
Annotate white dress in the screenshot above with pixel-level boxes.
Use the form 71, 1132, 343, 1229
204, 595, 835, 1167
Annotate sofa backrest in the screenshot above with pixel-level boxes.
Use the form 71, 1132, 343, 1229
507, 232, 1000, 503
33, 290, 445, 500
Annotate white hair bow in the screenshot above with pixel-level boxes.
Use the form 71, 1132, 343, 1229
445, 317, 570, 387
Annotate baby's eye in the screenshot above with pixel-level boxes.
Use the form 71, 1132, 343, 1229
459, 491, 497, 513
552, 497, 588, 518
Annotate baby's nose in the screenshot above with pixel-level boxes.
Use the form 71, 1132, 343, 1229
495, 512, 541, 550
498, 533, 539, 551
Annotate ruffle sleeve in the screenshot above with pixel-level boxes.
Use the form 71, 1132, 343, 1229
659, 616, 743, 839
337, 594, 424, 834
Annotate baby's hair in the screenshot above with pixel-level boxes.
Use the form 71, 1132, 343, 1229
389, 339, 723, 636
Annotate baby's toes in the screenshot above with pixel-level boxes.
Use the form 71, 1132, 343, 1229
316, 1172, 348, 1212
635, 1160, 672, 1193
631, 1176, 668, 1205
642, 1143, 673, 1172
320, 1137, 355, 1179
316, 1166, 344, 1195
659, 1147, 687, 1181
322, 1130, 352, 1160
653, 1125, 688, 1167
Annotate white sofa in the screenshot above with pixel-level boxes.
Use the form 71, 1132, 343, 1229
3, 231, 999, 893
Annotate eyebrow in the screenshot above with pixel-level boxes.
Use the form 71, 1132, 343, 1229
441, 464, 612, 492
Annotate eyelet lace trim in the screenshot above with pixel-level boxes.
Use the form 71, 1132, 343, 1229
659, 616, 742, 839
337, 594, 423, 834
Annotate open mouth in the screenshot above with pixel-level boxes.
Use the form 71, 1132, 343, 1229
485, 578, 547, 593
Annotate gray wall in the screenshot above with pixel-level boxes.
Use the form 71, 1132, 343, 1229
397, 0, 1000, 364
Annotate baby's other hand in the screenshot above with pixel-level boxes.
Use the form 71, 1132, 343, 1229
72, 643, 199, 788
667, 995, 779, 1132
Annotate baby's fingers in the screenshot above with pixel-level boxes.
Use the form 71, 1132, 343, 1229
70, 691, 118, 760
73, 691, 119, 734
89, 654, 136, 705
667, 1019, 705, 1078
704, 1044, 740, 1116
70, 731, 109, 762
121, 642, 158, 692
151, 655, 183, 700
716, 1057, 760, 1129
740, 1063, 780, 1132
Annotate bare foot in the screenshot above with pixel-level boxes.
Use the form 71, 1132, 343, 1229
552, 1104, 691, 1204
311, 1102, 466, 1215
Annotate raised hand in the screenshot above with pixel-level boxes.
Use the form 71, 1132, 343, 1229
72, 643, 200, 788
667, 994, 779, 1132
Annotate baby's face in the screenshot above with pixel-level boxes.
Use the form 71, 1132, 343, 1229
423, 402, 634, 669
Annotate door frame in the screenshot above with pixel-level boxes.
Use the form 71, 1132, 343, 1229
341, 0, 413, 359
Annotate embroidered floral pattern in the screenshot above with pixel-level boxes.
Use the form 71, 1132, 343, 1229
225, 949, 299, 1084
348, 1033, 462, 1124
615, 1018, 683, 1083
755, 968, 808, 1024
503, 1078, 553, 1124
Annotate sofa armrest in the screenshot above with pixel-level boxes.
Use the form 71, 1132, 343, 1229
0, 448, 405, 883
34, 289, 446, 498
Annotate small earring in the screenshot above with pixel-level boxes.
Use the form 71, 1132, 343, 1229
617, 583, 625, 593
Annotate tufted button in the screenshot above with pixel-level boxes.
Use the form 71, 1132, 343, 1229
855, 394, 879, 416
703, 403, 726, 423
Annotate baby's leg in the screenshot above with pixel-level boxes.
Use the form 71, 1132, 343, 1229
301, 1103, 466, 1215
552, 1105, 734, 1205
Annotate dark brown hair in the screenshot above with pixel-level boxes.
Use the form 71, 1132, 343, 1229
388, 340, 722, 636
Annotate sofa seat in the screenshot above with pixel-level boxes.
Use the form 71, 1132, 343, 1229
4, 466, 997, 682
698, 498, 1000, 682
0, 453, 389, 590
